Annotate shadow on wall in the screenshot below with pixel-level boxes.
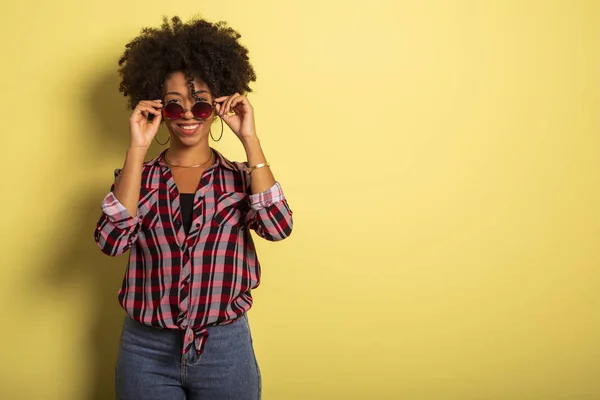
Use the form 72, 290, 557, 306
40, 67, 158, 400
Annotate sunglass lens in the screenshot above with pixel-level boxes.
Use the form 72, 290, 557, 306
163, 103, 184, 119
192, 102, 213, 119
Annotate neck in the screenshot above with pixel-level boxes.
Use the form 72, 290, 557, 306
166, 141, 213, 166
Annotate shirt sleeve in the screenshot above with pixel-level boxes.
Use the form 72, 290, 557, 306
101, 192, 139, 230
246, 182, 293, 241
94, 170, 141, 256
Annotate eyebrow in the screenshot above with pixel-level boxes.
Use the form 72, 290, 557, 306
165, 90, 209, 97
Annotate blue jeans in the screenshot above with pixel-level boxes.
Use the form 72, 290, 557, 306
115, 314, 261, 399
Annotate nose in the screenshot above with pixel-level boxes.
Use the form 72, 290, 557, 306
184, 108, 194, 119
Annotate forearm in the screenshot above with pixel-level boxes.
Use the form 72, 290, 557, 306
113, 147, 147, 216
242, 136, 276, 194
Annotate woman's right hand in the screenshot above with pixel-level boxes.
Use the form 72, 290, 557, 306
129, 100, 163, 149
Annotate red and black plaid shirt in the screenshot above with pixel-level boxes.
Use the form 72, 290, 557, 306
94, 149, 293, 355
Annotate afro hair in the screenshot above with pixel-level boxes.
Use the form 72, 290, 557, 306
118, 16, 257, 109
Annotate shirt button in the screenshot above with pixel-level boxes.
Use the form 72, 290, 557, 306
195, 223, 200, 228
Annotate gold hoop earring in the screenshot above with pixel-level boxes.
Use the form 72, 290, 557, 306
155, 132, 170, 146
210, 117, 224, 142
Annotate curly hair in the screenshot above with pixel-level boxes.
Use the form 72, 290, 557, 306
118, 16, 257, 109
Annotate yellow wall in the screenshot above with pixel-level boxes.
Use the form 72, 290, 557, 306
2, 1, 599, 399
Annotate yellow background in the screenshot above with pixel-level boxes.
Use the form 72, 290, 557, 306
1, 1, 599, 399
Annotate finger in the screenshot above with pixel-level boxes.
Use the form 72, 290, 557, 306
151, 110, 163, 129
220, 112, 235, 127
214, 93, 246, 101
136, 105, 161, 114
137, 100, 163, 111
230, 95, 249, 113
133, 106, 162, 120
219, 94, 235, 115
214, 96, 231, 115
142, 106, 162, 116
138, 106, 162, 115
139, 99, 163, 105
135, 101, 162, 110
228, 94, 242, 113
218, 106, 235, 124
131, 108, 145, 120
222, 93, 241, 116
227, 102, 242, 117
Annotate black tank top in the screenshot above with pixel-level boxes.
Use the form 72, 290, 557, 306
180, 193, 195, 235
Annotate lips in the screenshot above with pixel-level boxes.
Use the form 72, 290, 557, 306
176, 122, 202, 135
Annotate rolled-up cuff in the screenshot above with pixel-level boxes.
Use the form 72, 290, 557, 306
249, 182, 286, 211
101, 192, 139, 230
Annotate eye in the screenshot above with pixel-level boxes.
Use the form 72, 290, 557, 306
167, 99, 181, 104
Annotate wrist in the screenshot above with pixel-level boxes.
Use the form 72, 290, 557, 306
242, 136, 268, 167
241, 133, 260, 147
126, 146, 148, 162
241, 135, 260, 151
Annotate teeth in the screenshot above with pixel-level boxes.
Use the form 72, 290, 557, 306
181, 125, 199, 130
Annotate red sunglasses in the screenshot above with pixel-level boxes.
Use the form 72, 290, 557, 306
162, 101, 214, 120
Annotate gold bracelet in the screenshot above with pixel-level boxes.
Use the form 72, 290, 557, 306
247, 162, 270, 174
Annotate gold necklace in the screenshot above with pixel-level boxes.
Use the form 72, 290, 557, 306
164, 150, 213, 168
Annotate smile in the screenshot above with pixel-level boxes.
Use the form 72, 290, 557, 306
176, 123, 202, 135
179, 124, 199, 130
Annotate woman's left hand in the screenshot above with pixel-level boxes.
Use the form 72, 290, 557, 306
214, 94, 257, 142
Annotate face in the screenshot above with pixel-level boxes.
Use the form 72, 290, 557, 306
162, 71, 216, 147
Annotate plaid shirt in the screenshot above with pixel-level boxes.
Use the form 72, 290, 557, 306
94, 149, 293, 355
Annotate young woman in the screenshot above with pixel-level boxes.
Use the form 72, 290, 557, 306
94, 16, 293, 400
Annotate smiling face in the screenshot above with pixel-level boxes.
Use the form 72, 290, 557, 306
162, 71, 216, 147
